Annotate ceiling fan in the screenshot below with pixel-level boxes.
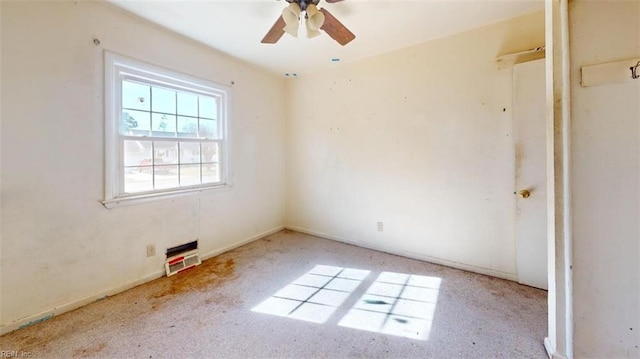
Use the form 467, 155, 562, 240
261, 0, 355, 46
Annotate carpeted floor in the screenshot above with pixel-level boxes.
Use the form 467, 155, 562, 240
0, 230, 547, 358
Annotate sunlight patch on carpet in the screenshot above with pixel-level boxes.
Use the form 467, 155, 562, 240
338, 272, 441, 340
251, 265, 370, 324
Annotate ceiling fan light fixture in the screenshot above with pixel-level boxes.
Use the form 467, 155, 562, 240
306, 24, 321, 38
282, 2, 301, 37
305, 4, 325, 38
261, 0, 354, 45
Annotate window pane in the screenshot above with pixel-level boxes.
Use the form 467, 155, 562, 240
177, 116, 198, 138
124, 167, 153, 193
177, 92, 198, 117
199, 96, 217, 119
124, 140, 152, 167
122, 110, 150, 135
152, 113, 176, 137
154, 165, 178, 189
122, 81, 150, 111
151, 87, 176, 114
202, 163, 220, 184
180, 164, 201, 186
201, 142, 219, 163
179, 142, 200, 164
154, 141, 178, 165
199, 119, 217, 139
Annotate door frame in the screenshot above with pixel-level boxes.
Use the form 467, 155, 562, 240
545, 0, 573, 358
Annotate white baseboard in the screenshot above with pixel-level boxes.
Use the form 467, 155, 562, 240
0, 270, 165, 336
200, 225, 284, 261
544, 337, 568, 359
286, 225, 518, 282
0, 225, 285, 336
544, 337, 555, 359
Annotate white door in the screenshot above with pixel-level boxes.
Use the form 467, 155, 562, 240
514, 59, 547, 290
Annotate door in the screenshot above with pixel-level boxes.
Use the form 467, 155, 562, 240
514, 59, 547, 290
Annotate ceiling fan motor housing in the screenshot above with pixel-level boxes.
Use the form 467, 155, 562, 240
286, 0, 321, 12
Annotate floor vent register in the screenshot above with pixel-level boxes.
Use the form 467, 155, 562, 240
165, 241, 201, 276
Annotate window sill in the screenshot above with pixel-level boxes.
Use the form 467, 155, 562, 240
101, 183, 232, 209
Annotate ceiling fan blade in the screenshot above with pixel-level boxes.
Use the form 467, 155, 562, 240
319, 8, 355, 46
325, 0, 346, 3
261, 15, 286, 44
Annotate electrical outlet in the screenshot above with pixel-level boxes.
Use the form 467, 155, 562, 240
146, 244, 156, 257
377, 221, 384, 232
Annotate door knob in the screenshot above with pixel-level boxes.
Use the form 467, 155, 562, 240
519, 189, 531, 198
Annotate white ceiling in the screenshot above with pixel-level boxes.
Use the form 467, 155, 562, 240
107, 0, 544, 76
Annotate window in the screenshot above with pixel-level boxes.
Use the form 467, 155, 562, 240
103, 52, 230, 208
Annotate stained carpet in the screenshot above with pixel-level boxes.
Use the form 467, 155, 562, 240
0, 230, 547, 358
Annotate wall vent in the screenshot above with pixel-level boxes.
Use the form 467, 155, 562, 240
166, 240, 198, 257
165, 240, 200, 277
165, 249, 201, 277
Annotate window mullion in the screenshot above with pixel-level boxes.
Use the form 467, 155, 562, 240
151, 141, 156, 189
122, 135, 214, 142
175, 91, 180, 186
119, 134, 125, 196
177, 141, 182, 187
200, 142, 204, 184
197, 96, 201, 139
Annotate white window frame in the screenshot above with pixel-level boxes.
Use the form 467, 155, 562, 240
102, 52, 231, 209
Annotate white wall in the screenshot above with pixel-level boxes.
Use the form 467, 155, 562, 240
286, 12, 544, 279
0, 1, 286, 331
569, 1, 640, 357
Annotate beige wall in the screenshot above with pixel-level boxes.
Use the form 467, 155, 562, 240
569, 1, 640, 357
0, 1, 286, 331
6, 2, 638, 355
286, 12, 544, 279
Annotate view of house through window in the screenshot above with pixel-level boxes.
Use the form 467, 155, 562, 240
104, 52, 229, 203
121, 81, 222, 193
